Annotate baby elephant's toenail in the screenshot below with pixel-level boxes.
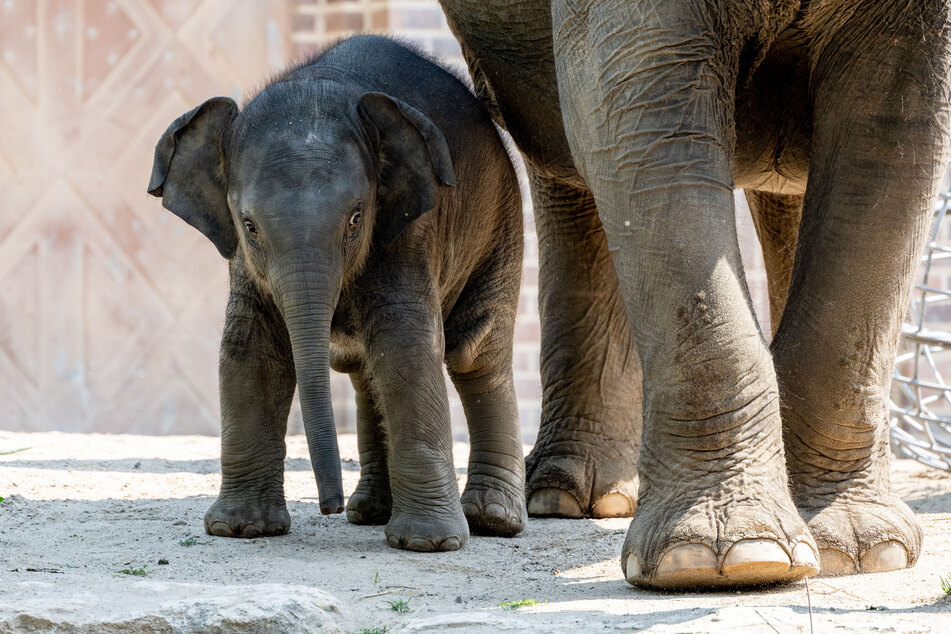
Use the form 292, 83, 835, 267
242, 524, 263, 537
208, 521, 234, 537
440, 537, 463, 551
484, 503, 507, 520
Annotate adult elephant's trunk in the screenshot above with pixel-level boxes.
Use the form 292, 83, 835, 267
273, 262, 345, 515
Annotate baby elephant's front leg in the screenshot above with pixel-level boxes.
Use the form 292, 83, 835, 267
367, 318, 468, 552
205, 271, 297, 538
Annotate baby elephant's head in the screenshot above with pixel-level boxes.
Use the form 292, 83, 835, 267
147, 81, 456, 514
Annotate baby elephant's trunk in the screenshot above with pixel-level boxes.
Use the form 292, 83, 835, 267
274, 265, 345, 515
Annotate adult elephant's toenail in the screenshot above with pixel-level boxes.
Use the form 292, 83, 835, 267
861, 541, 907, 573
655, 543, 718, 584
791, 542, 820, 573
527, 488, 583, 518
592, 492, 634, 518
623, 552, 642, 583
721, 539, 790, 578
818, 548, 856, 576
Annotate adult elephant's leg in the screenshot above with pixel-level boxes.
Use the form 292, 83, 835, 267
773, 3, 951, 576
345, 372, 392, 525
205, 261, 296, 537
364, 292, 469, 552
745, 191, 803, 336
552, 0, 817, 588
525, 166, 641, 519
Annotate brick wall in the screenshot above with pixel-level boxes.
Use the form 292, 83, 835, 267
290, 0, 461, 59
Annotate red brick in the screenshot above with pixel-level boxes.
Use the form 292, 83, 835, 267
371, 10, 389, 29
326, 12, 364, 32
513, 349, 539, 373
515, 377, 543, 400
389, 8, 444, 29
291, 13, 316, 32
514, 318, 541, 343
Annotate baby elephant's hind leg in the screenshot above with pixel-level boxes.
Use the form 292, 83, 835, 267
346, 373, 392, 525
447, 283, 527, 537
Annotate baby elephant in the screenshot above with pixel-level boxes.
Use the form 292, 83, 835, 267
148, 35, 525, 551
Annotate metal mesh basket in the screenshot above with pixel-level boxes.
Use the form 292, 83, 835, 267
889, 182, 951, 471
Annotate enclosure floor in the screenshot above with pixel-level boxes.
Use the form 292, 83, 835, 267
2, 432, 950, 632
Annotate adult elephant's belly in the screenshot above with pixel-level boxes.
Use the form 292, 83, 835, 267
733, 100, 811, 196
732, 29, 812, 196
440, 0, 581, 183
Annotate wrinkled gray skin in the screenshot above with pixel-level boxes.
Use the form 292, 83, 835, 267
439, 0, 951, 587
148, 36, 525, 551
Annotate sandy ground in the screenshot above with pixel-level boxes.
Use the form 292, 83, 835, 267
2, 431, 951, 633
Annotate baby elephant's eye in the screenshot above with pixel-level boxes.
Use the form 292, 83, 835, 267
348, 210, 362, 227
243, 220, 257, 234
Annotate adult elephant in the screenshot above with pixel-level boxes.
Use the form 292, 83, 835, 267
438, 0, 951, 588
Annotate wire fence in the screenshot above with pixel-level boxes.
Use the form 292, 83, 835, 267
889, 187, 951, 471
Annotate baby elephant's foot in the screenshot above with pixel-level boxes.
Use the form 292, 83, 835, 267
462, 476, 527, 537
346, 476, 392, 525
385, 505, 469, 552
204, 496, 290, 538
801, 494, 922, 576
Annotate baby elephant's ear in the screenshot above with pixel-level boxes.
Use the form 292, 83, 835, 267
148, 97, 239, 259
358, 92, 456, 245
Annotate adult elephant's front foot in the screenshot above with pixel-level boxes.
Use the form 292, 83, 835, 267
621, 377, 818, 590
525, 418, 639, 519
385, 504, 469, 552
204, 495, 290, 538
790, 456, 922, 576
621, 469, 819, 589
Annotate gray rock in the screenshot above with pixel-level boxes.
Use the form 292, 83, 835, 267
1, 581, 343, 633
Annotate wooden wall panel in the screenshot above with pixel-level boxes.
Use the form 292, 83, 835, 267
0, 0, 292, 433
